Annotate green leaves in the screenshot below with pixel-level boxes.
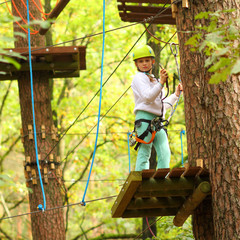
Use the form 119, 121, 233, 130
185, 9, 240, 84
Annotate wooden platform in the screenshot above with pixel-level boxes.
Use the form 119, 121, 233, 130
0, 46, 86, 80
111, 167, 210, 225
117, 0, 176, 25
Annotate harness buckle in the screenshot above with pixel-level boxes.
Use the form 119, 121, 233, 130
151, 117, 169, 132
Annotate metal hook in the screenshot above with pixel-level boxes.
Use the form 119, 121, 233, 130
170, 42, 178, 57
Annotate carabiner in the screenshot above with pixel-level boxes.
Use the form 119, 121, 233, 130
170, 42, 178, 57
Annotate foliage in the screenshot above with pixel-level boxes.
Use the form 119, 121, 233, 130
185, 9, 240, 84
0, 13, 26, 73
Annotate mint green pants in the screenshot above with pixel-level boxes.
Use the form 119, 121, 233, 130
135, 110, 170, 171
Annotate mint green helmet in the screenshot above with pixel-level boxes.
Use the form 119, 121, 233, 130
132, 45, 155, 61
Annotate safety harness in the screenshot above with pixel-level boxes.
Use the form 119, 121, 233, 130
130, 116, 169, 151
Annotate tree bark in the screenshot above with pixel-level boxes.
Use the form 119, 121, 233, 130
175, 0, 240, 239
12, 0, 65, 239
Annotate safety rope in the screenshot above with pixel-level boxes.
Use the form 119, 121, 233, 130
26, 0, 46, 211
146, 217, 156, 238
180, 129, 185, 166
80, 0, 106, 206
127, 132, 131, 173
143, 23, 179, 46
6, 0, 39, 34
134, 216, 163, 239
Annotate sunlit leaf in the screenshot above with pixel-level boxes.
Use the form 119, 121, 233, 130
231, 59, 240, 74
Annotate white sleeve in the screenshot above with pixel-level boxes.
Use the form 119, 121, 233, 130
131, 74, 163, 103
163, 93, 179, 110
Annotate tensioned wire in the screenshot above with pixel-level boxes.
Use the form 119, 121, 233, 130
0, 195, 117, 220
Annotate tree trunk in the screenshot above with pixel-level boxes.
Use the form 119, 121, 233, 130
175, 0, 240, 239
12, 0, 65, 239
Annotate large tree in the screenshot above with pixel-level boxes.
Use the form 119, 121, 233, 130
12, 0, 65, 239
175, 0, 240, 239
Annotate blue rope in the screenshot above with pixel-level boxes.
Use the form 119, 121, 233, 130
81, 0, 106, 206
180, 129, 185, 167
26, 0, 46, 210
127, 132, 131, 173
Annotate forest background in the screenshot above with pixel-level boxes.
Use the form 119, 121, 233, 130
0, 0, 190, 239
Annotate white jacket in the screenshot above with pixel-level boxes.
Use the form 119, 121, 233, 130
131, 72, 178, 117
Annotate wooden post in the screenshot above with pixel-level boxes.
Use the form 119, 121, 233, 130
173, 181, 211, 227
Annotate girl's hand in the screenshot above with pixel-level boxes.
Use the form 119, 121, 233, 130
175, 83, 183, 97
159, 69, 168, 85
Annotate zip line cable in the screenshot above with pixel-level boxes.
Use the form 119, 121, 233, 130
26, 0, 46, 211
81, 0, 106, 206
0, 195, 117, 221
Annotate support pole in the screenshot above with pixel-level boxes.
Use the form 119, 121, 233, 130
39, 0, 71, 35
173, 181, 211, 227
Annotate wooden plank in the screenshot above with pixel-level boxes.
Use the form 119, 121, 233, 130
153, 168, 170, 178
134, 189, 193, 198
117, 0, 171, 4
127, 196, 185, 210
119, 12, 176, 24
168, 168, 185, 178
122, 208, 178, 218
0, 70, 80, 81
1, 62, 79, 72
5, 46, 85, 56
118, 5, 172, 14
142, 169, 155, 179
111, 171, 142, 218
173, 181, 211, 226
139, 177, 197, 192
181, 166, 202, 177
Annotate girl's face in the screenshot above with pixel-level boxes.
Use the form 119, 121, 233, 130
135, 57, 155, 72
